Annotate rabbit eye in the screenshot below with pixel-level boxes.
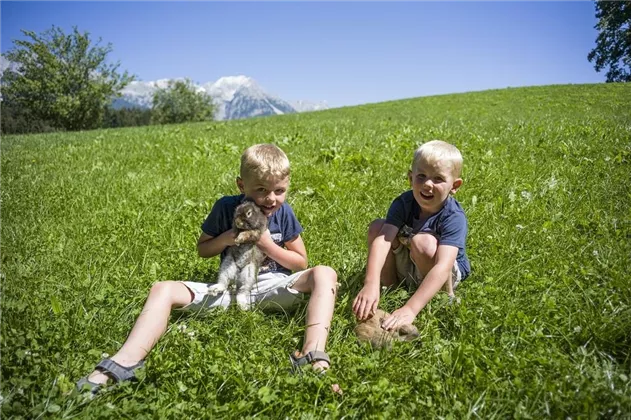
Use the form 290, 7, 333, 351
246, 210, 252, 217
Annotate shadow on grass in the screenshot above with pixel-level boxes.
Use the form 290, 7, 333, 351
595, 311, 631, 366
174, 266, 220, 284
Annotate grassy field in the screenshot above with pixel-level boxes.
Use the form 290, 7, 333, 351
2, 83, 630, 418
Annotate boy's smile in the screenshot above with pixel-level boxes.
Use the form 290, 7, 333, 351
409, 159, 462, 215
419, 190, 434, 200
237, 176, 289, 217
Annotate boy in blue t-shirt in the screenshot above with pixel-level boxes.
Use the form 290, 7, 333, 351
78, 144, 337, 393
353, 140, 470, 331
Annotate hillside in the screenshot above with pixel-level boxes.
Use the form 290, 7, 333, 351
2, 83, 630, 418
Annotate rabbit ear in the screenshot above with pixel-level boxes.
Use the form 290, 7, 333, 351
398, 324, 420, 341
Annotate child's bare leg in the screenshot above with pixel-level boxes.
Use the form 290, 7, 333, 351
409, 234, 453, 296
443, 274, 454, 296
87, 281, 193, 384
368, 219, 399, 287
291, 265, 337, 370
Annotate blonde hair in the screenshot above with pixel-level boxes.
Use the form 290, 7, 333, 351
412, 140, 463, 178
240, 143, 290, 181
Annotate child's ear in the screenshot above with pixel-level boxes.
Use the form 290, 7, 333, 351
451, 178, 463, 194
407, 170, 413, 186
236, 177, 245, 193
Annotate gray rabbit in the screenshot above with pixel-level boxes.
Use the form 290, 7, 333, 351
397, 224, 415, 247
207, 200, 268, 310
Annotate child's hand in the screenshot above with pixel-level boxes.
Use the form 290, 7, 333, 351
255, 229, 275, 254
381, 306, 416, 331
220, 229, 236, 247
352, 285, 380, 320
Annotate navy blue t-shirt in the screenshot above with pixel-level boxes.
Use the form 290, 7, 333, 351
201, 194, 303, 275
386, 191, 470, 279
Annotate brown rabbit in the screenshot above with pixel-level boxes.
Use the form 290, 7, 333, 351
355, 309, 420, 349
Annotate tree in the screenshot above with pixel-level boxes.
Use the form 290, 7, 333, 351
151, 79, 215, 125
1, 26, 134, 131
588, 1, 631, 82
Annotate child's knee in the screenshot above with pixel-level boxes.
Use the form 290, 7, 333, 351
410, 233, 437, 261
367, 219, 386, 241
311, 265, 338, 295
150, 281, 192, 304
149, 281, 172, 297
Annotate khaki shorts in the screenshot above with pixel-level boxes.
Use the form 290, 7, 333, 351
393, 244, 462, 290
178, 270, 307, 312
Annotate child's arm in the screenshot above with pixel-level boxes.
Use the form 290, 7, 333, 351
382, 244, 458, 330
352, 223, 399, 320
257, 231, 308, 272
197, 230, 235, 258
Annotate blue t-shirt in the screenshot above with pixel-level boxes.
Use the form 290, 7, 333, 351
386, 191, 470, 279
201, 194, 303, 275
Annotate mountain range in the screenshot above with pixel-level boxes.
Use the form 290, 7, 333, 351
113, 75, 328, 120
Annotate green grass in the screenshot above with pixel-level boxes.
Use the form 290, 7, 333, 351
2, 83, 630, 418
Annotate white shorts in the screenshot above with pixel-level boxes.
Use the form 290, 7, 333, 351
393, 244, 462, 290
178, 270, 307, 312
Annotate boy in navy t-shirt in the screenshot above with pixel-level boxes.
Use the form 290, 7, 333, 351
353, 140, 470, 331
78, 144, 337, 393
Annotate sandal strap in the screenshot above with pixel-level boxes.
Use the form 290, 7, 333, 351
95, 359, 144, 383
292, 350, 330, 367
76, 376, 102, 393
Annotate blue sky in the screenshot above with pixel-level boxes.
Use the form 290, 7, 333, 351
1, 1, 603, 108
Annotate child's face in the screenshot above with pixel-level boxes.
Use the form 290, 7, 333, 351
408, 158, 462, 215
237, 175, 289, 217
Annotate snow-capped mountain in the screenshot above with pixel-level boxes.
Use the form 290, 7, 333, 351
115, 76, 327, 120
202, 75, 296, 120
226, 85, 296, 120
